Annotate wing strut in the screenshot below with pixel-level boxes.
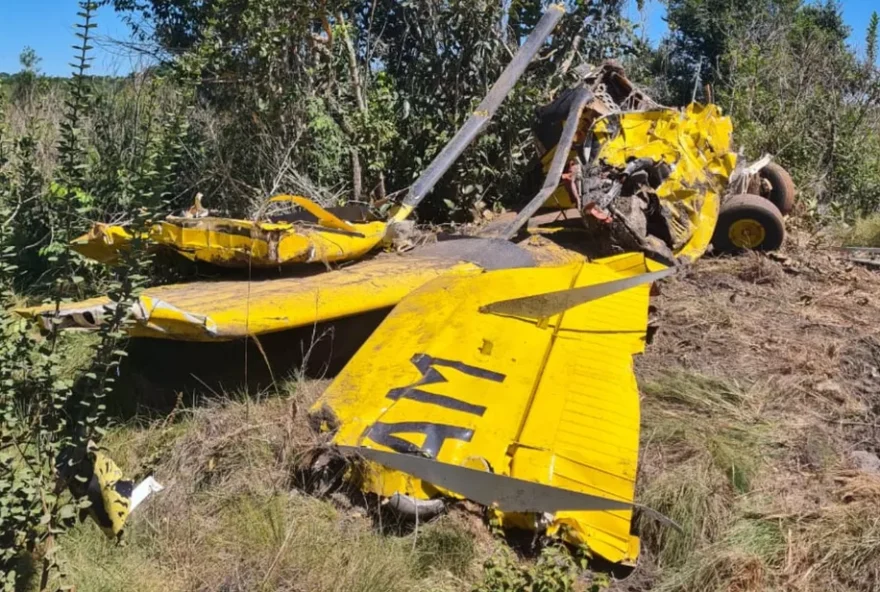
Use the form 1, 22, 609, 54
346, 446, 683, 533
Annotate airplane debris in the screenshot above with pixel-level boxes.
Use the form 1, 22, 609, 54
62, 441, 163, 541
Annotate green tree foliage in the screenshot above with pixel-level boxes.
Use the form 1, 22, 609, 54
868, 12, 879, 67
0, 3, 190, 589
109, 0, 635, 218
13, 47, 42, 103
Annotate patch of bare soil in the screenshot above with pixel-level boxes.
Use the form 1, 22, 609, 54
629, 236, 880, 591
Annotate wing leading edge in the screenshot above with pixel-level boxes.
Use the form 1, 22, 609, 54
311, 252, 666, 564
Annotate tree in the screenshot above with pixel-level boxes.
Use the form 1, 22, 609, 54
13, 47, 42, 101
867, 11, 878, 68
108, 0, 636, 218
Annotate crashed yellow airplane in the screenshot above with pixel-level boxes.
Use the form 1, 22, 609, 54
20, 4, 760, 563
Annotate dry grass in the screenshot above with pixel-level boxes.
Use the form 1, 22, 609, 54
653, 519, 785, 592
635, 241, 880, 591
50, 378, 487, 592
837, 213, 880, 247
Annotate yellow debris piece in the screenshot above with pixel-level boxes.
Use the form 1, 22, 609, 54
70, 223, 136, 265
267, 194, 363, 234
311, 251, 657, 564
86, 444, 133, 540
70, 198, 387, 269
593, 104, 737, 261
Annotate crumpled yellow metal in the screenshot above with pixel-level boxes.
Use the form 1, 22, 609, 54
70, 197, 387, 269
540, 103, 736, 262
593, 104, 736, 262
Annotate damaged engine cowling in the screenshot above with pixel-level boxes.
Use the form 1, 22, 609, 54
525, 62, 737, 265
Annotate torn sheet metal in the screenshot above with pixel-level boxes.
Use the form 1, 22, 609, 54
591, 103, 736, 262
310, 252, 661, 564
529, 63, 736, 264
70, 197, 387, 268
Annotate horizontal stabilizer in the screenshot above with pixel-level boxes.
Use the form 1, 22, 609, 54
343, 446, 631, 513
480, 267, 674, 318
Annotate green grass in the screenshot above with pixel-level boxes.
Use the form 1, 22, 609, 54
638, 458, 733, 568
639, 369, 780, 588
414, 518, 477, 578
58, 521, 179, 592
642, 371, 769, 495
642, 371, 759, 420
210, 493, 421, 592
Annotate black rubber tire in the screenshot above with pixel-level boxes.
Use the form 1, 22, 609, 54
712, 194, 786, 253
758, 162, 796, 216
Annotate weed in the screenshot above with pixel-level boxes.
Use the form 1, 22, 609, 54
414, 518, 476, 577
735, 252, 785, 286
474, 544, 593, 592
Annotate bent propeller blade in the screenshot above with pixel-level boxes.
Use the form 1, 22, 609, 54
480, 267, 675, 319
342, 446, 631, 513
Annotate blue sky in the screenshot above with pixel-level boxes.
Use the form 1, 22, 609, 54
625, 0, 880, 62
0, 0, 878, 76
0, 1, 137, 76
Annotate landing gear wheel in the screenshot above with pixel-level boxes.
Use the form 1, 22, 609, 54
758, 162, 796, 215
712, 194, 785, 253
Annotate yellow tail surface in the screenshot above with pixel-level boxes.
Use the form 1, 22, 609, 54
311, 252, 664, 564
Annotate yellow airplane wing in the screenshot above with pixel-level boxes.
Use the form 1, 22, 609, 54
19, 255, 480, 340
311, 252, 670, 564
18, 238, 582, 341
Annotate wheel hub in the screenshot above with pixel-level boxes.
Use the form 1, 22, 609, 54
728, 219, 766, 249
